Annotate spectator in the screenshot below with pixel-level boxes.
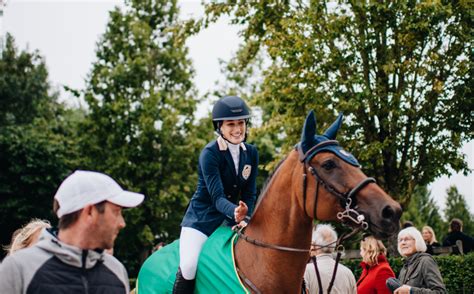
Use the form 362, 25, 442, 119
401, 221, 414, 229
0, 170, 144, 294
357, 236, 395, 294
394, 227, 446, 294
442, 218, 474, 254
4, 219, 51, 255
422, 225, 440, 255
304, 224, 356, 294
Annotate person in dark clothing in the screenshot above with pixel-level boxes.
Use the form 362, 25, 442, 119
173, 96, 258, 294
0, 170, 145, 294
394, 227, 446, 294
442, 218, 474, 254
422, 225, 440, 255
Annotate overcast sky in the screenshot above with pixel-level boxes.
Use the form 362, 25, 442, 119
2, 0, 473, 215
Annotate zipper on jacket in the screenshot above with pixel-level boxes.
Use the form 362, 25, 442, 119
82, 250, 89, 294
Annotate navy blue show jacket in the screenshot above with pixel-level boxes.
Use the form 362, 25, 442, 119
181, 136, 258, 236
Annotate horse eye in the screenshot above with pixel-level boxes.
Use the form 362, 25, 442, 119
321, 160, 337, 170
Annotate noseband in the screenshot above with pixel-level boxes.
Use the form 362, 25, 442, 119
297, 140, 373, 230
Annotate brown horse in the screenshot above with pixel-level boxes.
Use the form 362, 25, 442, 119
233, 111, 401, 293
137, 110, 401, 294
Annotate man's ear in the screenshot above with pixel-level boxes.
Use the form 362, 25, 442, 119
81, 204, 95, 220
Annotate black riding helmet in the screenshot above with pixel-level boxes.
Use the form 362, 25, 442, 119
212, 96, 251, 134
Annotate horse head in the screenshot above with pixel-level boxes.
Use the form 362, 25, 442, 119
298, 110, 401, 238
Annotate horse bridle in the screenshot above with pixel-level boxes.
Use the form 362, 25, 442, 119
298, 140, 373, 230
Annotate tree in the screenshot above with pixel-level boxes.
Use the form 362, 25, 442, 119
80, 0, 202, 275
444, 186, 474, 237
0, 34, 56, 126
402, 185, 446, 241
0, 34, 81, 258
204, 1, 473, 208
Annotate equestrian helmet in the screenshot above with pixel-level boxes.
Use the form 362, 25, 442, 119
212, 96, 251, 131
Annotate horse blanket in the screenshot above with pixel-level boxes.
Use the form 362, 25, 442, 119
136, 226, 249, 294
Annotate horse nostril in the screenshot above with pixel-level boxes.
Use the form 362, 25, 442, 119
382, 205, 395, 220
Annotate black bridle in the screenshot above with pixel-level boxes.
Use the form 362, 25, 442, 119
298, 140, 374, 229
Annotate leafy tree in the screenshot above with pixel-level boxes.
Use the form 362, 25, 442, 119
444, 186, 474, 237
401, 185, 446, 241
80, 0, 202, 275
0, 35, 80, 258
204, 1, 473, 208
0, 34, 56, 126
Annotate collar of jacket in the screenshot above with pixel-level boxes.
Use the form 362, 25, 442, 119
217, 136, 247, 151
403, 252, 430, 266
360, 253, 388, 269
36, 228, 105, 269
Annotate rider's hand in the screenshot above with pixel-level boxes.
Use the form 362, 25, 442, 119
234, 201, 248, 223
232, 220, 248, 231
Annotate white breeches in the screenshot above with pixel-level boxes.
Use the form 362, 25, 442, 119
179, 227, 208, 280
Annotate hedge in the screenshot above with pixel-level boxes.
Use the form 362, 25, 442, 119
341, 253, 474, 293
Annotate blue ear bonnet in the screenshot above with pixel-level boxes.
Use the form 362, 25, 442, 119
299, 111, 359, 167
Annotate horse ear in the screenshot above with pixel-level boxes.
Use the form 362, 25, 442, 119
301, 110, 316, 146
323, 113, 343, 140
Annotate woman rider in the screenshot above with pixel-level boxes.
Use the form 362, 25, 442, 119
173, 96, 258, 293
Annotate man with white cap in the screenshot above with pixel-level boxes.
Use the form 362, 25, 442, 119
0, 170, 144, 294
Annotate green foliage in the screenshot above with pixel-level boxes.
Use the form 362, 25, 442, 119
0, 35, 82, 256
444, 186, 474, 236
205, 1, 473, 207
0, 34, 56, 126
401, 185, 446, 241
80, 0, 201, 276
343, 254, 474, 293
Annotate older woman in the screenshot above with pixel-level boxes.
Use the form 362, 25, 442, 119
394, 227, 446, 294
357, 236, 395, 294
422, 226, 440, 255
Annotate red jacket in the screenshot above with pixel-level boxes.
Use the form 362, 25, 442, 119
357, 254, 395, 294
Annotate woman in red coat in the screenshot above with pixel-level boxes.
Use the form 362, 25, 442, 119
357, 236, 395, 294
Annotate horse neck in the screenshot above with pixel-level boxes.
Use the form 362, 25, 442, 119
248, 151, 313, 246
236, 151, 313, 291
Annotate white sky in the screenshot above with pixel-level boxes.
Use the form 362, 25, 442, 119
3, 0, 473, 215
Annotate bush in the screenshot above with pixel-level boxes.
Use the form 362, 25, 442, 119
341, 253, 474, 293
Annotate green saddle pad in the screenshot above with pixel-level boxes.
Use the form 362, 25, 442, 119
137, 226, 249, 294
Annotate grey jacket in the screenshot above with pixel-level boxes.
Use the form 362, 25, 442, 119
0, 228, 130, 294
399, 252, 446, 294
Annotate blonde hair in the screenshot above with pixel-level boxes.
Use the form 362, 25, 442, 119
5, 219, 51, 255
360, 236, 387, 265
422, 225, 438, 244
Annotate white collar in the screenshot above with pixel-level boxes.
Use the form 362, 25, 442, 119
217, 136, 246, 151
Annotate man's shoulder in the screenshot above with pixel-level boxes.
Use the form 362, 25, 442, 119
338, 263, 355, 274
103, 253, 126, 269
102, 253, 129, 280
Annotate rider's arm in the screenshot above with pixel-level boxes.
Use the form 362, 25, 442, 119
240, 146, 258, 217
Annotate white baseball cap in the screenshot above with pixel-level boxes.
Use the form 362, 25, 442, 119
54, 170, 145, 218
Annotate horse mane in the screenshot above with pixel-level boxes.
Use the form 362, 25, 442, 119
253, 155, 288, 210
